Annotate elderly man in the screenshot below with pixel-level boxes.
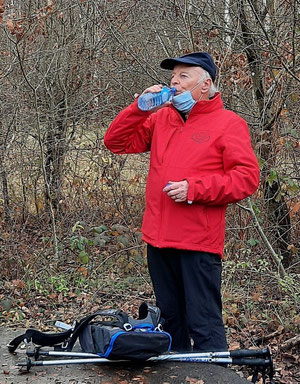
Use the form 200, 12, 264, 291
104, 52, 260, 352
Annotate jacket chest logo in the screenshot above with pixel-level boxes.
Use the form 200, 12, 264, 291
191, 131, 210, 143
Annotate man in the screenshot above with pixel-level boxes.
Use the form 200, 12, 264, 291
104, 52, 260, 352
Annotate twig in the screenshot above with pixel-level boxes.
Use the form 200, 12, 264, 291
280, 334, 300, 351
254, 325, 285, 345
185, 0, 195, 51
238, 197, 286, 278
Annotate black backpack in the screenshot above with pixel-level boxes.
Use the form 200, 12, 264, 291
8, 302, 172, 360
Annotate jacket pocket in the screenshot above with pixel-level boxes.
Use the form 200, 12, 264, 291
162, 203, 210, 245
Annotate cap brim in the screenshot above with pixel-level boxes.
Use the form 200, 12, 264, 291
160, 57, 197, 70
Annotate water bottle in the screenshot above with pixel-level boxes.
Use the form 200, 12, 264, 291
138, 87, 176, 111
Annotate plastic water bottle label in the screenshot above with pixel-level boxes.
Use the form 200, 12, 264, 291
161, 89, 169, 103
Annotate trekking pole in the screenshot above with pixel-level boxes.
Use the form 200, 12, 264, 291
20, 347, 275, 383
19, 351, 275, 384
18, 356, 125, 371
18, 355, 271, 368
151, 348, 272, 362
27, 346, 271, 362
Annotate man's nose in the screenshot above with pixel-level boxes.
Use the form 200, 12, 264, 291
171, 77, 178, 86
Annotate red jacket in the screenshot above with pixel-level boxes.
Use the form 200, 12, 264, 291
104, 93, 260, 257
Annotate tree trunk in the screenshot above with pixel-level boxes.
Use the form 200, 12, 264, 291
0, 155, 10, 223
264, 181, 292, 267
44, 98, 67, 215
239, 0, 293, 267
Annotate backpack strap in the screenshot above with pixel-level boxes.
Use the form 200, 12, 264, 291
147, 303, 163, 327
7, 305, 161, 353
128, 302, 163, 329
66, 309, 128, 351
7, 328, 72, 353
7, 309, 127, 353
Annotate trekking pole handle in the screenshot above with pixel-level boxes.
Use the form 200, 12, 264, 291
231, 357, 271, 367
230, 347, 270, 359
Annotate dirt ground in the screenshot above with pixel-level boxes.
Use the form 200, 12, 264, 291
0, 327, 253, 384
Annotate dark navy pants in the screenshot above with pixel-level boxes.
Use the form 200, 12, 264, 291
147, 244, 228, 352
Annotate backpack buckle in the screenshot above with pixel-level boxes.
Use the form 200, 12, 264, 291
123, 323, 132, 331
155, 323, 163, 332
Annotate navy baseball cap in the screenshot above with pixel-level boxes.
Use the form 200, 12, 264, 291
160, 52, 216, 82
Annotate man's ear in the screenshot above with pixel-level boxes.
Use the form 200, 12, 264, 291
201, 78, 212, 93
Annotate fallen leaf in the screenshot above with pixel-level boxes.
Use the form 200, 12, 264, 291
185, 377, 204, 384
290, 202, 300, 217
12, 279, 25, 289
229, 340, 241, 350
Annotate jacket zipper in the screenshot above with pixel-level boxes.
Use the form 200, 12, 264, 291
156, 110, 185, 246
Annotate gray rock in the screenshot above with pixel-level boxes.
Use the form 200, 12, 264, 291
0, 327, 251, 384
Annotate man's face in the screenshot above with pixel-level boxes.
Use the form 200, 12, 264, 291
170, 64, 210, 100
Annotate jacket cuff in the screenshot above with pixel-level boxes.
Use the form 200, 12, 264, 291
186, 177, 195, 204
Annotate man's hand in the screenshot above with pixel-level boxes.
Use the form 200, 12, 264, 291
138, 84, 171, 111
142, 84, 164, 95
163, 180, 189, 203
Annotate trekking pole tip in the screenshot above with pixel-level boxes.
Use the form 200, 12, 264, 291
16, 357, 32, 372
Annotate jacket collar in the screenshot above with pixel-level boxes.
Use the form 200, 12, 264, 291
168, 92, 223, 121
190, 92, 223, 115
